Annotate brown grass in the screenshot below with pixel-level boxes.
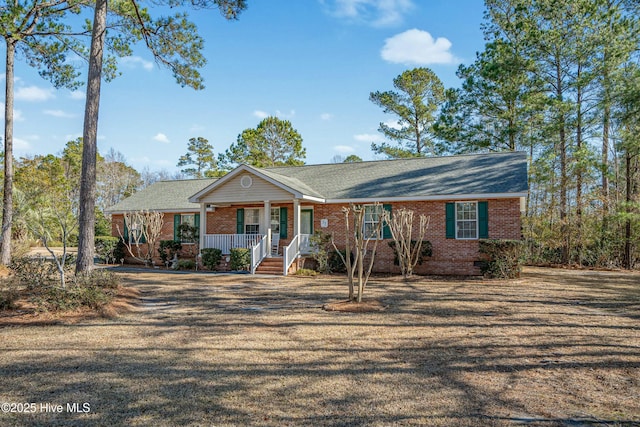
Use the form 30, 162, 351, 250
0, 267, 638, 426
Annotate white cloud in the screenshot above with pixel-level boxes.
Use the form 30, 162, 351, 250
323, 0, 414, 27
320, 113, 334, 121
381, 29, 457, 65
354, 133, 385, 143
15, 85, 55, 102
44, 109, 76, 118
190, 124, 205, 132
13, 137, 32, 151
120, 56, 154, 71
383, 120, 402, 130
334, 145, 356, 153
153, 133, 170, 144
253, 110, 269, 119
69, 90, 85, 100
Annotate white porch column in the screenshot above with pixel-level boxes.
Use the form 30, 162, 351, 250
264, 200, 271, 256
293, 198, 301, 239
199, 203, 207, 251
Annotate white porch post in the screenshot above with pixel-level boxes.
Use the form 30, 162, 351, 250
264, 200, 271, 256
199, 203, 207, 251
293, 199, 300, 240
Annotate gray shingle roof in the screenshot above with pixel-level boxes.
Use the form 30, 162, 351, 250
107, 178, 216, 213
258, 152, 528, 200
109, 152, 528, 212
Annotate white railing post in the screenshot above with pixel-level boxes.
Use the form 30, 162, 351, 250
283, 234, 300, 276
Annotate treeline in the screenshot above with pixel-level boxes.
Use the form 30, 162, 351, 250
432, 0, 640, 268
0, 139, 168, 251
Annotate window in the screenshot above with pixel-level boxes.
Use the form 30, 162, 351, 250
456, 202, 477, 239
245, 208, 260, 234
174, 214, 200, 243
270, 208, 280, 236
363, 205, 383, 239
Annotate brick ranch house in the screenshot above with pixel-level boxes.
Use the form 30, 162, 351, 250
107, 152, 528, 275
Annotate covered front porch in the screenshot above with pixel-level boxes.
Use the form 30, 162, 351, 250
189, 165, 322, 275
200, 231, 311, 275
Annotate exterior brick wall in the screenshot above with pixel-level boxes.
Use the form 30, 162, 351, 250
111, 212, 199, 264
312, 199, 521, 276
112, 198, 522, 274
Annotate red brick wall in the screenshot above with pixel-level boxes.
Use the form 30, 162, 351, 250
112, 199, 522, 274
312, 199, 521, 275
111, 212, 199, 264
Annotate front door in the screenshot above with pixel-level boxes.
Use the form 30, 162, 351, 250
300, 209, 313, 253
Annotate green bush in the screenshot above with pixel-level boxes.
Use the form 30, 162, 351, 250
177, 259, 196, 270
201, 248, 222, 270
230, 248, 250, 271
478, 239, 525, 279
328, 249, 350, 273
388, 240, 433, 267
159, 240, 183, 265
72, 269, 121, 290
0, 286, 19, 310
95, 236, 120, 264
10, 257, 59, 290
34, 285, 115, 312
293, 268, 318, 276
309, 231, 332, 273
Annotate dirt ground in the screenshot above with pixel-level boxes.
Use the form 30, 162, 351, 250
0, 267, 639, 426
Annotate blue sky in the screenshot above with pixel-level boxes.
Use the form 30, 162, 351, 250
2, 0, 487, 174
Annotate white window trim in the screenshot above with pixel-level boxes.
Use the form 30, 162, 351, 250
455, 201, 479, 240
362, 204, 383, 240
244, 208, 261, 235
270, 207, 280, 236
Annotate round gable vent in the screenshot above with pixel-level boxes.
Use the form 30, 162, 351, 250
240, 175, 253, 189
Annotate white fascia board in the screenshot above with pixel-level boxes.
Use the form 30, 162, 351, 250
325, 192, 529, 204
107, 208, 201, 215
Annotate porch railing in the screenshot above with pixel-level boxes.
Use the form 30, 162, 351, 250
203, 234, 262, 254
250, 235, 268, 274
283, 234, 300, 276
299, 234, 311, 254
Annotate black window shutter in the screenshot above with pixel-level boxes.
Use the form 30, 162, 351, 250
382, 204, 392, 239
279, 207, 287, 238
478, 201, 488, 239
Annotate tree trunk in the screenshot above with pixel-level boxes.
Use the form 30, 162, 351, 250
0, 40, 16, 266
625, 150, 632, 270
76, 0, 107, 272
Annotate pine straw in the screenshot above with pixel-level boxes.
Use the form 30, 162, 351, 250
0, 267, 638, 426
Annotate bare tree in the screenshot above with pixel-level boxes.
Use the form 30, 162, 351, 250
332, 204, 384, 303
382, 208, 429, 279
116, 210, 164, 266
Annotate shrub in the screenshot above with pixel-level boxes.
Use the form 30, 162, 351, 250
33, 285, 115, 312
309, 231, 332, 273
328, 249, 350, 273
95, 236, 120, 264
201, 248, 222, 270
294, 268, 318, 276
388, 240, 432, 267
177, 259, 196, 270
72, 269, 121, 289
10, 257, 59, 290
159, 240, 183, 265
478, 239, 525, 279
0, 286, 19, 310
230, 248, 250, 271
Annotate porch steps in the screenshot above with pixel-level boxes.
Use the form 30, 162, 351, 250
255, 257, 284, 275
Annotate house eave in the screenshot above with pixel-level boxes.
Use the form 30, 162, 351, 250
325, 192, 529, 204
107, 208, 200, 215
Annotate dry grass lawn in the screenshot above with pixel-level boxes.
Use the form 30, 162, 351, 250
0, 266, 639, 426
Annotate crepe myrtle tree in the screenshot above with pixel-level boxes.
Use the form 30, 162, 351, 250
116, 210, 164, 266
332, 203, 384, 303
382, 208, 430, 279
